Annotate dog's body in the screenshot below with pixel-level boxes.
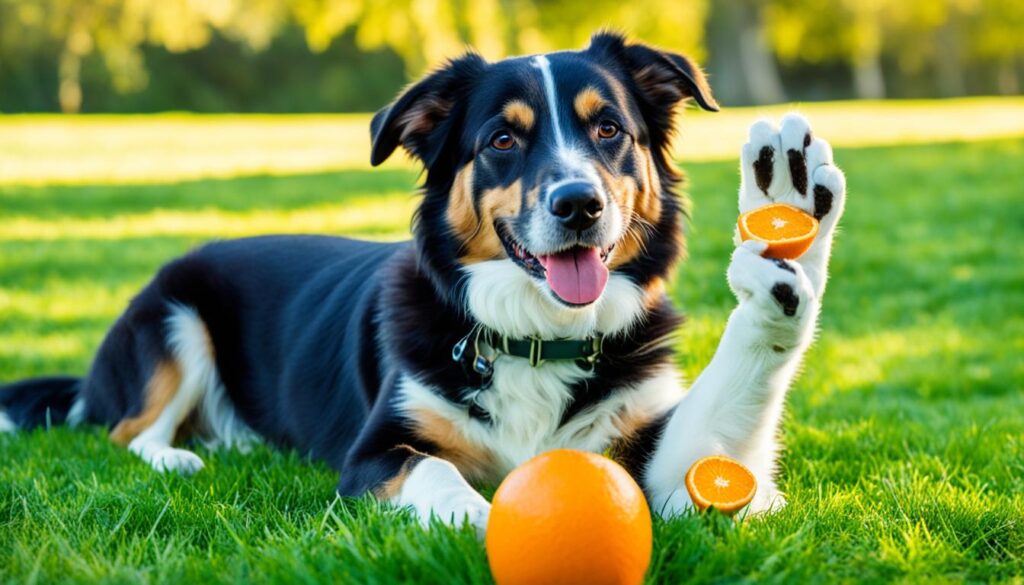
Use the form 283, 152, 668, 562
0, 33, 845, 534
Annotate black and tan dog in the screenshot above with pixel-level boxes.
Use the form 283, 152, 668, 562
0, 32, 846, 534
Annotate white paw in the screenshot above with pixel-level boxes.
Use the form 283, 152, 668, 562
658, 484, 785, 519
747, 488, 788, 515
412, 492, 491, 540
0, 410, 16, 434
432, 495, 491, 539
739, 113, 846, 233
728, 241, 817, 342
129, 435, 205, 475
657, 487, 697, 518
396, 457, 491, 538
148, 447, 206, 475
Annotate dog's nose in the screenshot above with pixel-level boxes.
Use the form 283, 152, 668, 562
549, 181, 603, 231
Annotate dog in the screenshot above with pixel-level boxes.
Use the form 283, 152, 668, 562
0, 32, 845, 535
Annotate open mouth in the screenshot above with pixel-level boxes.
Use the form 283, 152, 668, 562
498, 223, 615, 306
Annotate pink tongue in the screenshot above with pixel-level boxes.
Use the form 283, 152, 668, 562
538, 247, 609, 305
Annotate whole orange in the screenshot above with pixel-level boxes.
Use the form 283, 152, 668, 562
486, 449, 652, 585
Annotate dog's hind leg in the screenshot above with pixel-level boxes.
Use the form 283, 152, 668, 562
109, 305, 217, 475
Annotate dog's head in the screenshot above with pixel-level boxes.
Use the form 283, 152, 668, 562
370, 32, 717, 308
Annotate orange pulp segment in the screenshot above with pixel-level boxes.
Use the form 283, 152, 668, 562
737, 203, 819, 259
685, 455, 757, 515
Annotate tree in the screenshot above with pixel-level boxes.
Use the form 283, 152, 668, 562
1, 0, 1021, 112
706, 0, 787, 105
1, 0, 290, 112
964, 0, 1024, 94
293, 0, 709, 75
764, 0, 891, 99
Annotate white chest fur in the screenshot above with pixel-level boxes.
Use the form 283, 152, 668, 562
396, 260, 684, 482
398, 366, 683, 482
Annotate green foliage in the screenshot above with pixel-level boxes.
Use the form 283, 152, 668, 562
765, 0, 1024, 66
1, 104, 1022, 581
0, 0, 708, 113
2, 0, 1022, 112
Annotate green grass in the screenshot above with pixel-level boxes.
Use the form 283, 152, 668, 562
2, 103, 1023, 583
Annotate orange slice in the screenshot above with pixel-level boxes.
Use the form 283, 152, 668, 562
738, 203, 819, 259
685, 455, 757, 515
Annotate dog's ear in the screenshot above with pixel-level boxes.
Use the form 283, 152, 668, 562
370, 53, 488, 167
588, 31, 718, 114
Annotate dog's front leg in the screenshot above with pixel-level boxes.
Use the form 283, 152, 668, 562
645, 113, 846, 516
337, 389, 490, 536
645, 244, 817, 515
388, 453, 492, 536
340, 444, 491, 537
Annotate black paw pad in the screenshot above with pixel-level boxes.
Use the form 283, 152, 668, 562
812, 184, 834, 220
770, 258, 796, 274
754, 146, 774, 195
771, 283, 800, 317
787, 149, 808, 195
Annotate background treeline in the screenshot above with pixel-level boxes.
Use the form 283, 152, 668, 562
1, 0, 1022, 113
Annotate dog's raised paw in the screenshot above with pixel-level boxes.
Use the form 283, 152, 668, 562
728, 242, 817, 333
739, 113, 846, 231
770, 283, 800, 317
810, 163, 845, 224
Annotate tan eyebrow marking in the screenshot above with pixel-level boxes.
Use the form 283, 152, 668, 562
502, 100, 535, 131
574, 86, 607, 120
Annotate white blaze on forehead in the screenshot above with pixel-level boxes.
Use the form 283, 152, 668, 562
528, 54, 620, 246
531, 55, 566, 151
530, 55, 603, 195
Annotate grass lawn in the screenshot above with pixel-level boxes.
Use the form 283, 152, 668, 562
1, 100, 1023, 583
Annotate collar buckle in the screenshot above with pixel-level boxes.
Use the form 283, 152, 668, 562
584, 334, 604, 363
528, 337, 544, 367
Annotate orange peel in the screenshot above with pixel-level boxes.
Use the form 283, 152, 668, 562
738, 203, 819, 259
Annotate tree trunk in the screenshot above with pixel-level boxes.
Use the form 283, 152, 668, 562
935, 21, 966, 97
737, 2, 786, 104
705, 1, 746, 105
706, 0, 786, 106
58, 23, 92, 114
852, 52, 885, 100
58, 49, 82, 114
997, 56, 1020, 95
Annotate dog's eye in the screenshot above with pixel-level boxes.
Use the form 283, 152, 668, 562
597, 120, 620, 140
491, 132, 516, 151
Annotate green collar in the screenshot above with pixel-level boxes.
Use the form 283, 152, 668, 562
452, 325, 604, 376
497, 333, 604, 367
